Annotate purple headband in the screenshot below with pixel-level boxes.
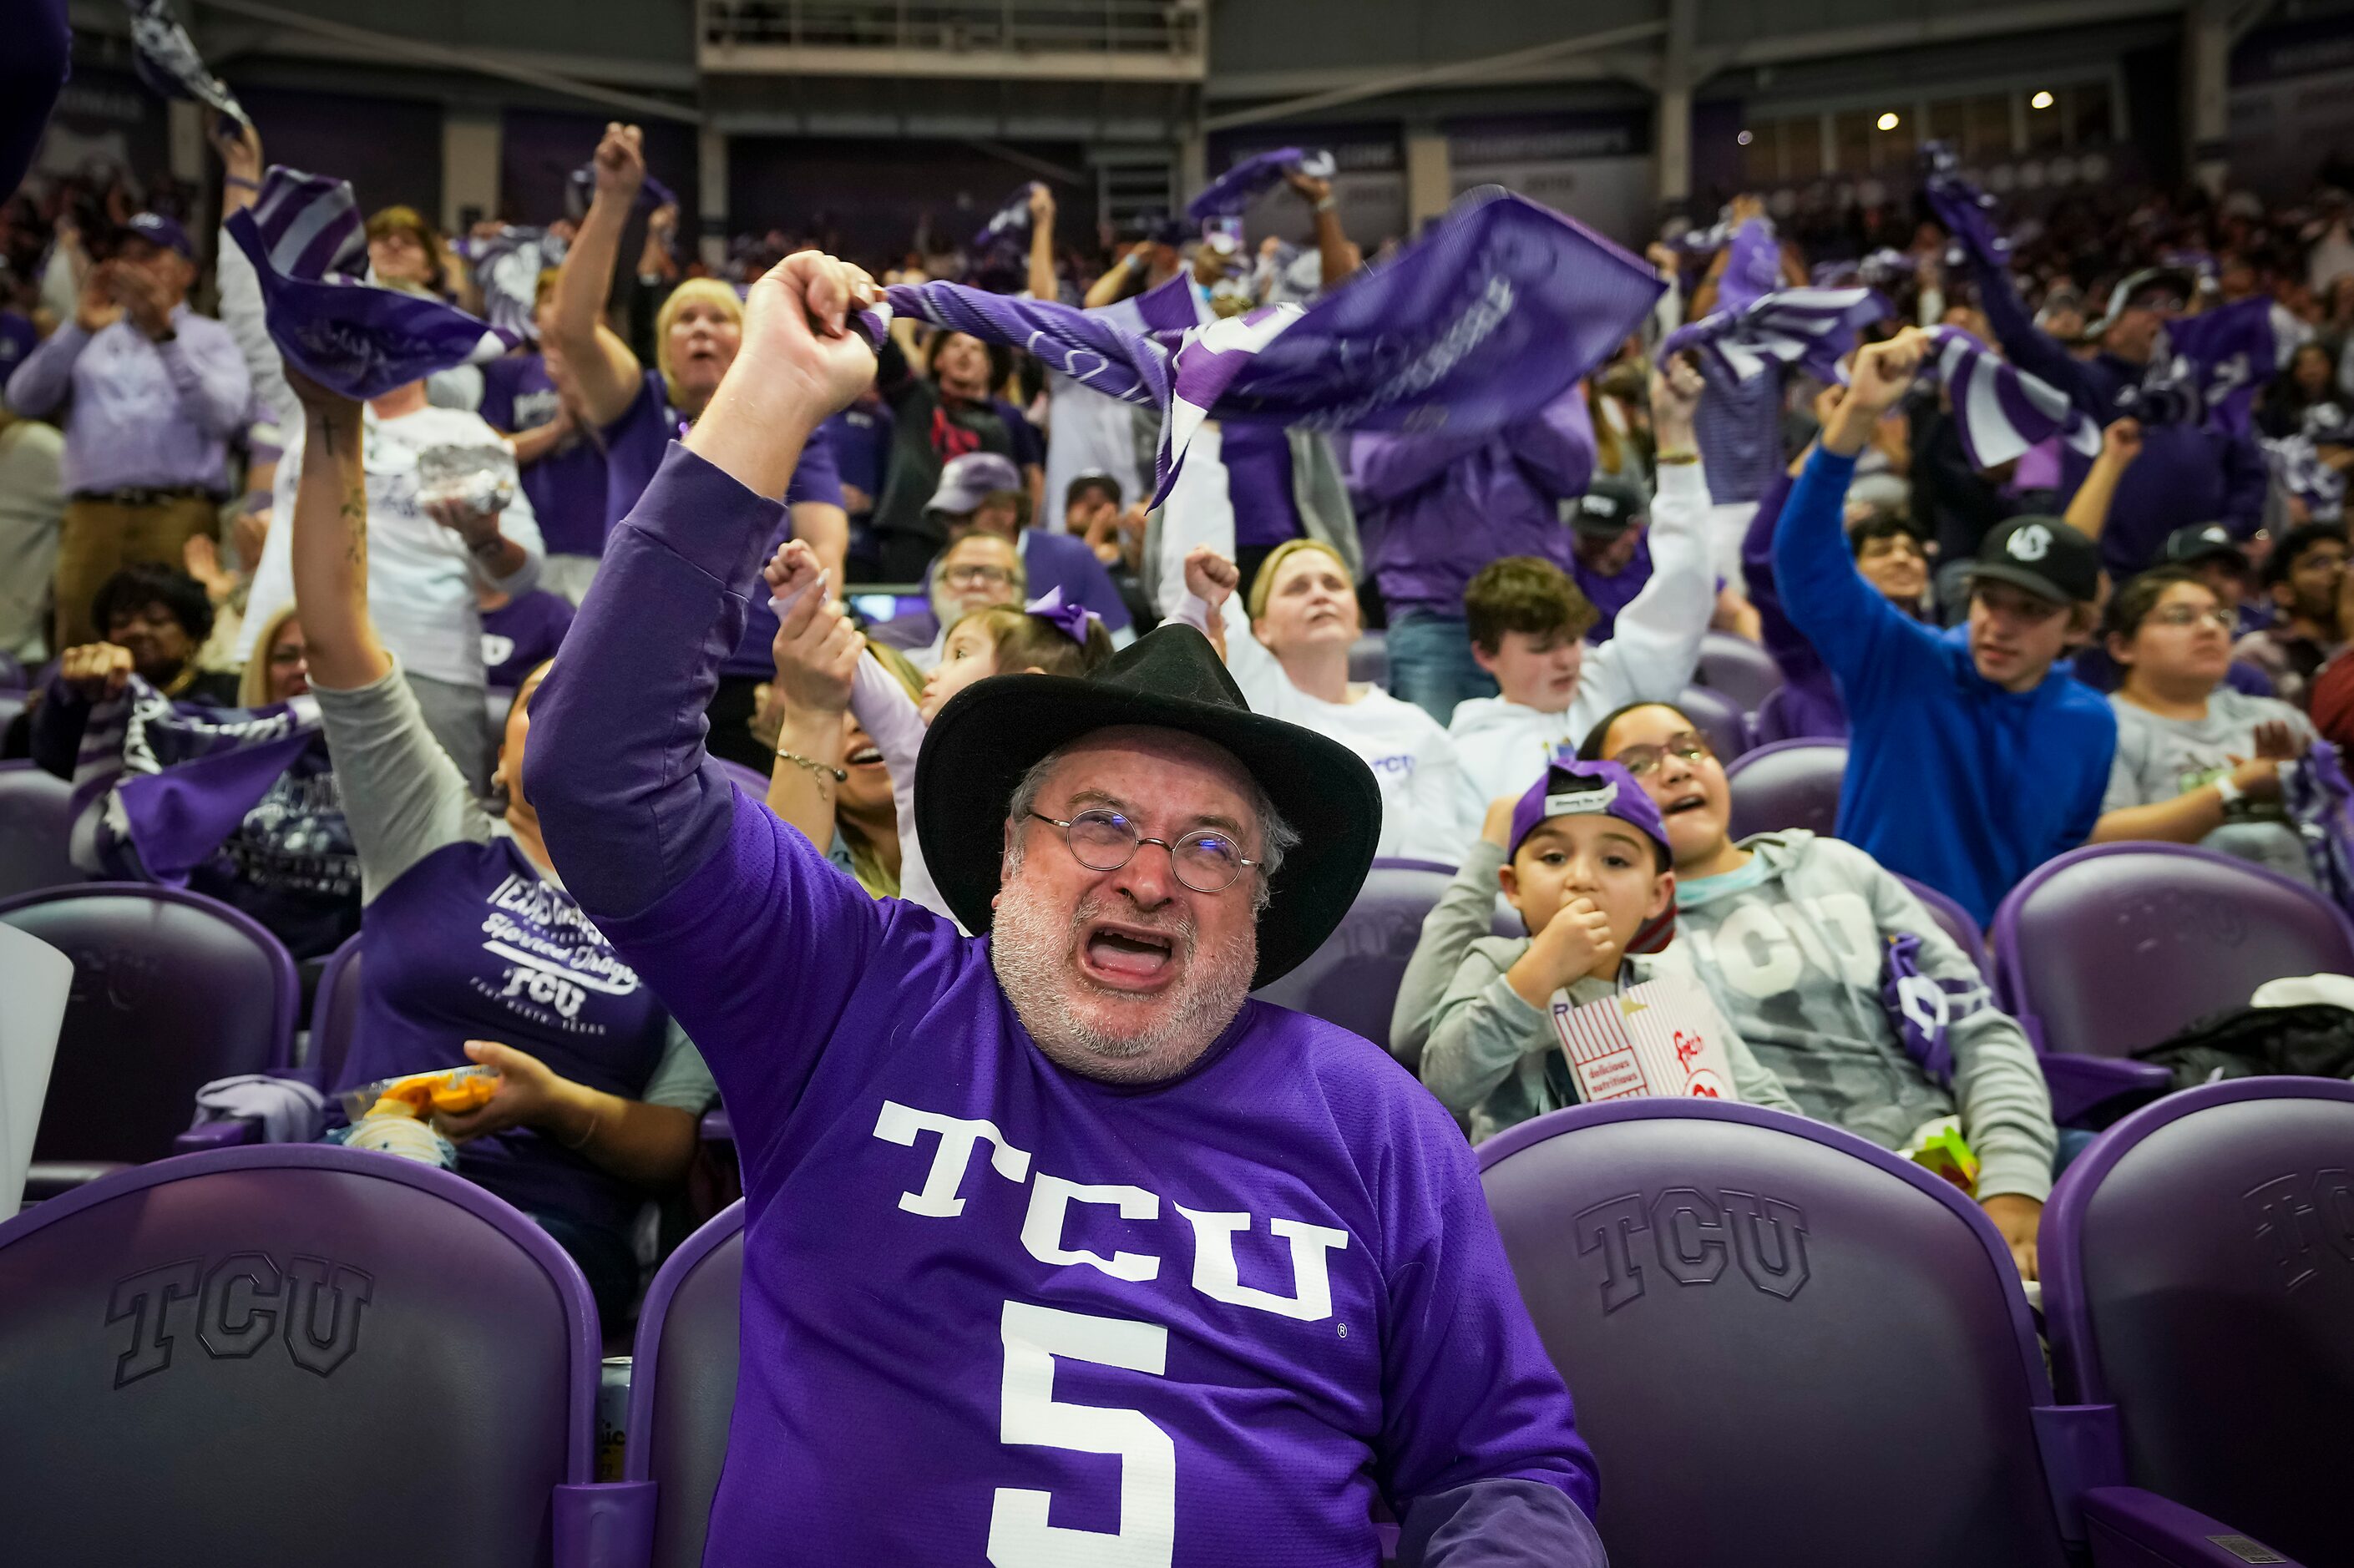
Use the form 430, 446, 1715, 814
1025, 587, 1101, 647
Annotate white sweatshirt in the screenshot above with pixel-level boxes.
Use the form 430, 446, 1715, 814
1445, 460, 1716, 846
1177, 594, 1470, 865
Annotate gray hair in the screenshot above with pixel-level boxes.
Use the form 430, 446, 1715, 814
1005, 740, 1299, 913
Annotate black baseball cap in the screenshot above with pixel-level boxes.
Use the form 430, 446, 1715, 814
1568, 476, 1650, 539
1969, 515, 2102, 605
2160, 524, 2247, 571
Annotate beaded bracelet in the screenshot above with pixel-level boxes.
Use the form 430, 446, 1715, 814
777, 749, 848, 783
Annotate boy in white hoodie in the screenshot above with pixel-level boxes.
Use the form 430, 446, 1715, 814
1445, 357, 1716, 851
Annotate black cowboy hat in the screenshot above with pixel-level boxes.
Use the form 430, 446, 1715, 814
914, 624, 1380, 989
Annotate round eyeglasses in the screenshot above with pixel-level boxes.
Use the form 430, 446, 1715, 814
1028, 808, 1258, 894
1610, 730, 1713, 778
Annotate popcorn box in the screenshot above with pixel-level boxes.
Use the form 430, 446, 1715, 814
1551, 976, 1745, 1104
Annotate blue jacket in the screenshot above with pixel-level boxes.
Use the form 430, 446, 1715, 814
1774, 448, 2117, 926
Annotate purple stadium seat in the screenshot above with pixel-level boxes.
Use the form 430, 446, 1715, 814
1694, 630, 1784, 713
0, 884, 297, 1186
2043, 1078, 2354, 1568
1749, 683, 1845, 746
1478, 1100, 2280, 1566
1895, 872, 1984, 963
0, 689, 26, 733
307, 930, 365, 1088
1992, 842, 2354, 1060
1250, 858, 1456, 1042
1722, 738, 1845, 842
0, 649, 23, 689
0, 1145, 633, 1566
0, 762, 85, 899
1673, 684, 1750, 764
626, 1200, 747, 1568
1348, 633, 1388, 685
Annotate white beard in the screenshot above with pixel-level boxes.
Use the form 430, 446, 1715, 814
990, 882, 1257, 1084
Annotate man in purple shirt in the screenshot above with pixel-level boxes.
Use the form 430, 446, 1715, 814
1970, 261, 2267, 578
529, 253, 1603, 1565
6, 212, 251, 648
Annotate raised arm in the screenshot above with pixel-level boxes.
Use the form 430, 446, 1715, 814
288, 377, 491, 896
1084, 245, 1151, 310
760, 542, 862, 851
1024, 184, 1058, 303
208, 112, 296, 427
1287, 167, 1358, 293
287, 384, 389, 690
527, 250, 877, 918
1582, 361, 1714, 708
1773, 330, 1935, 690
549, 123, 652, 428
2060, 418, 2143, 544
1967, 250, 2098, 410
524, 253, 903, 1151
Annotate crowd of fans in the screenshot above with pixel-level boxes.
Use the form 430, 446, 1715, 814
11, 98, 2354, 1332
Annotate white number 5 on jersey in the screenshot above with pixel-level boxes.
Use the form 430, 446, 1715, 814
987, 1300, 1176, 1568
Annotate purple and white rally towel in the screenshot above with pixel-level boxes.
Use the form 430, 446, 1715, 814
1663, 285, 2098, 469
859, 186, 1663, 504
1187, 147, 1337, 222
2265, 432, 2348, 524
1661, 286, 1890, 385
225, 165, 519, 399
128, 0, 247, 130
454, 225, 564, 343
1926, 325, 2103, 468
1923, 139, 2274, 436
1921, 141, 2013, 270
972, 183, 1042, 251
68, 679, 323, 884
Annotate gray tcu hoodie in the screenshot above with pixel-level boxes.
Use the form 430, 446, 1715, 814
1390, 838, 1800, 1146
1666, 830, 2057, 1201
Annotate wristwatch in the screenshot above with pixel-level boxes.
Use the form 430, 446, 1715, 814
2211, 773, 2245, 809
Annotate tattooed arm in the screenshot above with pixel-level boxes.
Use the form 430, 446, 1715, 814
287, 373, 392, 690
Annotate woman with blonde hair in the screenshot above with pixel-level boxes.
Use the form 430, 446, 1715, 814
549, 123, 848, 766
1174, 537, 1469, 863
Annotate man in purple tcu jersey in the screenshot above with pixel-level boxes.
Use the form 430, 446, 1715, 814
528, 254, 1602, 1562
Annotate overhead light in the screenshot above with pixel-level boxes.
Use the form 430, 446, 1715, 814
2030, 89, 2055, 109
1737, 129, 1754, 146
1876, 112, 1901, 131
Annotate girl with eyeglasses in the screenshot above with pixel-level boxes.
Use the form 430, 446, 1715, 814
1547, 698, 2058, 1280
2091, 566, 2319, 885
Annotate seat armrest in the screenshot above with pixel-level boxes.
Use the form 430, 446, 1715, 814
175, 1119, 263, 1156
554, 1480, 656, 1568
22, 1161, 135, 1201
2041, 1055, 2172, 1126
2083, 1487, 2301, 1567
